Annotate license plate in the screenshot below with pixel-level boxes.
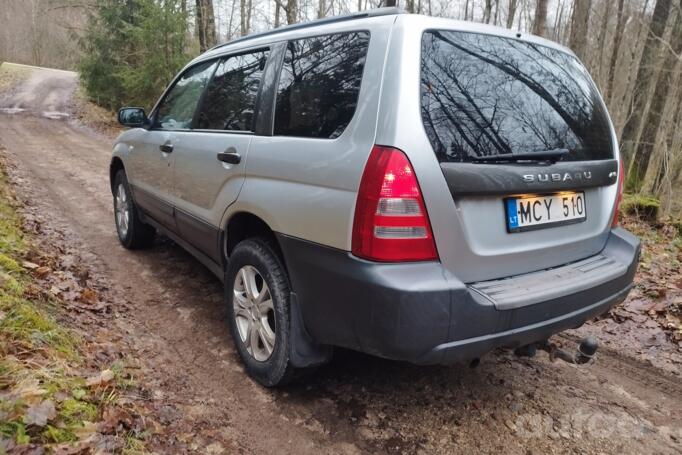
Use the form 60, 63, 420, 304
505, 192, 586, 233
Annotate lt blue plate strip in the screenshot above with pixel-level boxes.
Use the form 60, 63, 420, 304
507, 198, 519, 229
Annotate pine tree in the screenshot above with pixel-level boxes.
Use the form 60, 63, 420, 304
79, 0, 190, 110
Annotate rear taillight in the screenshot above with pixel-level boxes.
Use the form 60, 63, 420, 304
611, 159, 625, 227
352, 145, 438, 262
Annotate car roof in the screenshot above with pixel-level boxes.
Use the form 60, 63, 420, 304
188, 8, 576, 68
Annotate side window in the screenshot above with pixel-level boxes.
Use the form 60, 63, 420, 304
274, 31, 370, 139
196, 49, 269, 131
154, 60, 217, 130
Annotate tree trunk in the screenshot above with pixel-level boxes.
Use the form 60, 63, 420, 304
318, 0, 325, 18
605, 0, 627, 103
653, 99, 682, 197
406, 0, 415, 13
286, 0, 297, 24
568, 0, 591, 60
632, 7, 682, 193
385, 0, 397, 6
227, 0, 237, 39
506, 0, 518, 28
619, 0, 672, 190
594, 0, 613, 83
247, 0, 252, 32
240, 0, 247, 36
553, 0, 564, 41
196, 0, 217, 52
532, 0, 548, 36
483, 0, 493, 23
275, 1, 281, 27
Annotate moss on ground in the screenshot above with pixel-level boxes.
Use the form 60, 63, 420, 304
621, 193, 661, 221
0, 161, 145, 450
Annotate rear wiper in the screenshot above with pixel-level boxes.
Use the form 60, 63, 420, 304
471, 148, 570, 163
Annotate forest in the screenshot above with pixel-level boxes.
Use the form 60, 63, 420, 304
1, 0, 681, 214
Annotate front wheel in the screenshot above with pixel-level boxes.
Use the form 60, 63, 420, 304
113, 170, 155, 249
225, 238, 300, 387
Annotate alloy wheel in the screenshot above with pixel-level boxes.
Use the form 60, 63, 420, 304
233, 265, 276, 361
115, 183, 130, 238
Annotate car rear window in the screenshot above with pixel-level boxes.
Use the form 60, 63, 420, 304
274, 31, 370, 139
420, 30, 614, 163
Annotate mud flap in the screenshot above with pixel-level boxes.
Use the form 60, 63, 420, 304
289, 292, 333, 368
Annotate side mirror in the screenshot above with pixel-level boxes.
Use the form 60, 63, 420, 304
118, 107, 148, 128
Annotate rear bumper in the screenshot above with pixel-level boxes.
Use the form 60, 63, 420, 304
277, 228, 640, 365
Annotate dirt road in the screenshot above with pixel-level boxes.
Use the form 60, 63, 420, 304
1, 64, 680, 454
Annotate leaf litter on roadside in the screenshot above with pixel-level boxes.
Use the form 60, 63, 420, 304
579, 217, 682, 371
0, 157, 157, 452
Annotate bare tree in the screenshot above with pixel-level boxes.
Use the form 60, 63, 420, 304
620, 0, 672, 189
286, 0, 298, 23
605, 0, 627, 103
532, 0, 548, 36
594, 0, 613, 75
568, 0, 591, 60
240, 0, 253, 35
196, 0, 217, 51
506, 0, 518, 28
483, 0, 493, 23
632, 5, 682, 192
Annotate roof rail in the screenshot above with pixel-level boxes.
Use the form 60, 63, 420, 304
208, 7, 402, 52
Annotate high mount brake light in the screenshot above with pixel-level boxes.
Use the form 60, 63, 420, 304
352, 146, 438, 262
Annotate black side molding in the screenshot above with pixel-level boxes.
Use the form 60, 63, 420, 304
440, 159, 618, 196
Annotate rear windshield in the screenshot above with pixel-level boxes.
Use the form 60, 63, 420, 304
420, 30, 614, 163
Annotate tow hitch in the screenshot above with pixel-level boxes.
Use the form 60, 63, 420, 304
514, 337, 598, 365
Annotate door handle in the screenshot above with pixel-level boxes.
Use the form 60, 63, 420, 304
159, 144, 174, 154
217, 151, 241, 165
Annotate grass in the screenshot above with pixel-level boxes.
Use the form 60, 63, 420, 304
0, 62, 31, 93
72, 84, 122, 136
0, 160, 146, 450
621, 193, 661, 221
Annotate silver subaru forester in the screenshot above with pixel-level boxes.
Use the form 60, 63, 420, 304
111, 8, 640, 387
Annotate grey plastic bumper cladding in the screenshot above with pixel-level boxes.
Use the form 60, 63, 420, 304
277, 228, 640, 365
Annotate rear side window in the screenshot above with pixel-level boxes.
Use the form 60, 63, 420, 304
155, 60, 217, 130
420, 31, 614, 162
196, 49, 269, 131
274, 31, 370, 139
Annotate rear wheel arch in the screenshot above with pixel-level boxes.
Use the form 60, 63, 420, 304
224, 212, 285, 266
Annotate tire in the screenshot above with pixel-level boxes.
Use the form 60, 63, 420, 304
113, 170, 155, 249
225, 238, 301, 387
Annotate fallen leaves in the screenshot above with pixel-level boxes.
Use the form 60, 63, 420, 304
586, 217, 682, 369
24, 400, 56, 427
21, 260, 40, 270
13, 379, 48, 401
86, 369, 115, 387
33, 266, 50, 278
79, 288, 99, 305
